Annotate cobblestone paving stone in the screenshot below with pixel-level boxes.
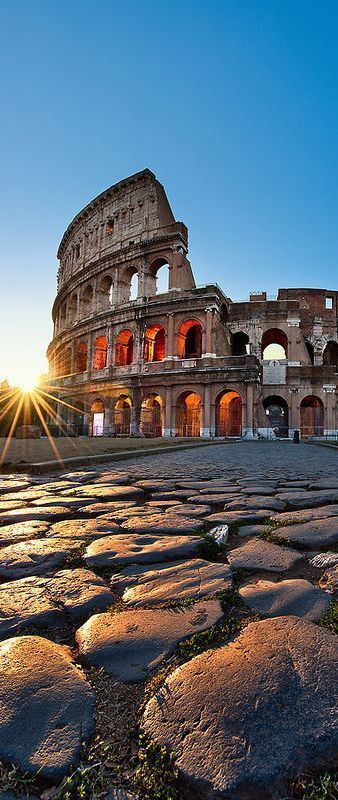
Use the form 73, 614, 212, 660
0, 442, 336, 798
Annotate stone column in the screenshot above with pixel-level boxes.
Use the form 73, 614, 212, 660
166, 313, 175, 358
204, 307, 216, 356
289, 387, 300, 438
243, 384, 255, 438
87, 333, 94, 374
323, 385, 336, 435
164, 385, 173, 437
130, 386, 142, 435
107, 325, 114, 368
202, 384, 211, 437
104, 401, 113, 435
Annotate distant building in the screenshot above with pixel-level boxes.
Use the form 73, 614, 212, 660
47, 169, 338, 439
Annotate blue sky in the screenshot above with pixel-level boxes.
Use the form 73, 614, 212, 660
0, 0, 338, 384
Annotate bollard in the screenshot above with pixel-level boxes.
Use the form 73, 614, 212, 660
293, 430, 300, 444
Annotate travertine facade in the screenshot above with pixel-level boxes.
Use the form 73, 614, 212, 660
47, 169, 338, 439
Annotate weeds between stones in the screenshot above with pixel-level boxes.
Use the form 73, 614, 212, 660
292, 770, 338, 799
318, 602, 338, 635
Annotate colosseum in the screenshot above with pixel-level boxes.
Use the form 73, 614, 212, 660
47, 169, 338, 440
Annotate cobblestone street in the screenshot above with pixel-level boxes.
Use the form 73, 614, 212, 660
0, 440, 337, 800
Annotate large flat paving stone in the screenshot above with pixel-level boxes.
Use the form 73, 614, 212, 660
85, 533, 202, 567
239, 578, 330, 620
241, 485, 277, 496
274, 518, 338, 549
76, 500, 138, 518
0, 480, 32, 495
223, 497, 286, 512
0, 635, 94, 779
271, 504, 338, 525
76, 601, 223, 682
48, 518, 122, 539
0, 500, 29, 512
111, 558, 233, 606
142, 616, 338, 799
206, 510, 273, 526
0, 507, 77, 525
165, 503, 210, 517
0, 521, 50, 546
0, 568, 114, 634
0, 537, 84, 578
61, 485, 144, 501
227, 537, 304, 572
121, 513, 204, 535
275, 489, 338, 508
187, 493, 239, 505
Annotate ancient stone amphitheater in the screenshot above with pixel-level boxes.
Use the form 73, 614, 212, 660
47, 169, 338, 438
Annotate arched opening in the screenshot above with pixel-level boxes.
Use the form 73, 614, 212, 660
68, 294, 78, 324
305, 340, 314, 365
300, 396, 324, 438
93, 336, 108, 370
116, 329, 134, 366
76, 342, 87, 373
99, 275, 113, 309
113, 395, 131, 436
149, 258, 170, 295
231, 332, 250, 357
90, 398, 105, 437
323, 341, 338, 370
143, 325, 165, 362
141, 394, 163, 437
81, 285, 93, 317
177, 320, 203, 359
263, 395, 289, 438
262, 328, 288, 360
130, 272, 139, 301
176, 391, 201, 437
215, 390, 242, 437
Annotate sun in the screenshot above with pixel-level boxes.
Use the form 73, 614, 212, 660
19, 377, 37, 393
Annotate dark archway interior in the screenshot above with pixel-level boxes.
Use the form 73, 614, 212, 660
263, 395, 289, 437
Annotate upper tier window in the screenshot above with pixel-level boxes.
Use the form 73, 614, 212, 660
326, 297, 333, 310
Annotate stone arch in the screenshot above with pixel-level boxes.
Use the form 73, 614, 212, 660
118, 266, 139, 303
300, 396, 324, 437
177, 319, 203, 359
113, 394, 132, 435
215, 390, 243, 437
149, 257, 170, 295
143, 324, 166, 362
231, 331, 250, 357
176, 390, 201, 437
141, 393, 163, 437
261, 328, 288, 360
90, 398, 105, 437
116, 329, 134, 366
93, 335, 108, 370
76, 342, 88, 373
81, 284, 93, 317
323, 340, 338, 370
263, 395, 289, 438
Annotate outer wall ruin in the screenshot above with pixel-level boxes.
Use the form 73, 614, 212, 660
47, 169, 338, 440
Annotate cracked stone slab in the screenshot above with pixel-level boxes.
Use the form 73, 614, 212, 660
76, 601, 223, 681
273, 518, 338, 549
239, 578, 330, 620
227, 537, 304, 572
48, 518, 122, 540
0, 537, 84, 578
85, 533, 203, 567
111, 558, 233, 606
0, 521, 51, 546
0, 635, 94, 779
320, 566, 338, 594
121, 513, 204, 535
142, 617, 338, 799
61, 485, 144, 501
275, 489, 338, 508
0, 568, 114, 634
